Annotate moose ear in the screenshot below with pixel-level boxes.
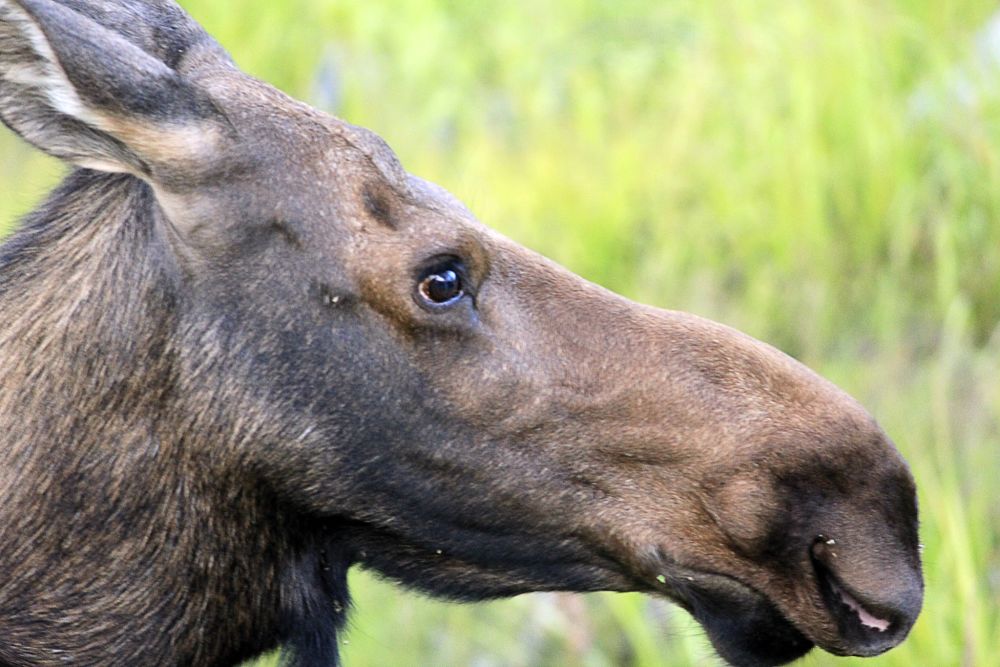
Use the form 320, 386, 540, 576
0, 0, 228, 177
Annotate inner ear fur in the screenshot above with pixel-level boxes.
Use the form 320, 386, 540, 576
0, 0, 230, 177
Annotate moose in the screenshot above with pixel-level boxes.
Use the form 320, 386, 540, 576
0, 1, 923, 665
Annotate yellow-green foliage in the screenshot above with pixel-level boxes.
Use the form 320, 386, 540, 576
1, 1, 998, 665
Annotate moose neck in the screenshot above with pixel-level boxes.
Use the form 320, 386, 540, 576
0, 169, 347, 666
0, 170, 181, 470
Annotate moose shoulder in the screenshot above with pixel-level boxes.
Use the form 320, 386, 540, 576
0, 1, 922, 666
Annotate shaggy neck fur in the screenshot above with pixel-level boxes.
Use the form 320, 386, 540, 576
0, 170, 349, 667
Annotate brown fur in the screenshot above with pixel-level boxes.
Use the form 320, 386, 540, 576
0, 2, 922, 666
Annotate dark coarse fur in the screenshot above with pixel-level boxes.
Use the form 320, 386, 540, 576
0, 2, 923, 666
0, 172, 344, 665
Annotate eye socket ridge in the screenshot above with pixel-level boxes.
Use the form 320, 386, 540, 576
416, 258, 470, 309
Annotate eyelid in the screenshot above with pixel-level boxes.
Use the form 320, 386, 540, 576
415, 254, 466, 280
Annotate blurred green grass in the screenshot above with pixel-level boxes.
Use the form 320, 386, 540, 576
2, 0, 999, 665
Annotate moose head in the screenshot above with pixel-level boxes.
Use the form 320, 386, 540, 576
0, 1, 922, 665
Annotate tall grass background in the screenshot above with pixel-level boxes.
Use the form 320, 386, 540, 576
1, 1, 998, 665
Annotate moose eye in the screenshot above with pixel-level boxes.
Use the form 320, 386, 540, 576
418, 264, 465, 306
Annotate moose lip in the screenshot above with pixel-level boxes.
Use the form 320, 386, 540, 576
828, 578, 890, 631
651, 552, 903, 664
811, 555, 902, 655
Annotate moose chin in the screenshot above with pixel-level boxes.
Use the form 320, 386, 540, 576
0, 1, 922, 665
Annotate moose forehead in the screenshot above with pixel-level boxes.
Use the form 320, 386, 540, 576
160, 77, 478, 262
210, 78, 471, 236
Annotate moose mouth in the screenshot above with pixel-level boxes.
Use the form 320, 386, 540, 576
811, 551, 908, 657
657, 544, 912, 667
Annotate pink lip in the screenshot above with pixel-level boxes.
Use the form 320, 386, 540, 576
830, 578, 891, 632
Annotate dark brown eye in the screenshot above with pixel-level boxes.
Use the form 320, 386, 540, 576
419, 267, 464, 306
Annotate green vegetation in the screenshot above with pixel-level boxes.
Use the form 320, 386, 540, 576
2, 0, 998, 665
